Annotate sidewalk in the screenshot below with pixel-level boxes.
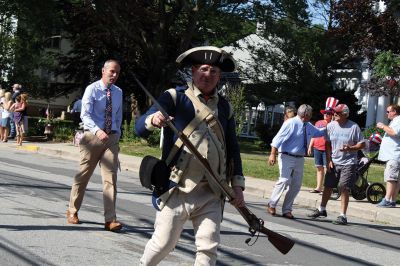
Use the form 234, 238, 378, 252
4, 140, 400, 226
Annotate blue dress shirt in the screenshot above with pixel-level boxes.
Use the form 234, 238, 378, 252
81, 80, 123, 136
271, 116, 326, 156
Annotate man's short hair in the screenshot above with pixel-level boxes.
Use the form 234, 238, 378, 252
103, 59, 120, 69
13, 84, 21, 89
297, 104, 312, 118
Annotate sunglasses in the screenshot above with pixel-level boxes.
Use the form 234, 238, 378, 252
334, 112, 343, 116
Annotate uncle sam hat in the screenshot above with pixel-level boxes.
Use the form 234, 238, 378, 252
176, 46, 236, 72
369, 132, 382, 144
320, 97, 339, 114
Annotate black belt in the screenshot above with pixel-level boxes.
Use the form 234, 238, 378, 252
280, 152, 304, 158
84, 129, 117, 134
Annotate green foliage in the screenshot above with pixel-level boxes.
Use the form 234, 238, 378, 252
372, 51, 400, 79
254, 123, 281, 149
363, 125, 385, 139
53, 125, 74, 142
1, 0, 64, 97
147, 129, 162, 147
246, 2, 338, 110
26, 117, 45, 136
55, 0, 256, 111
122, 119, 140, 143
26, 116, 75, 142
223, 84, 247, 136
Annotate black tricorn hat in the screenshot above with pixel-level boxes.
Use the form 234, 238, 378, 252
176, 46, 236, 72
139, 156, 171, 197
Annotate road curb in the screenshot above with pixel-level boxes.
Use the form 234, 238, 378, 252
4, 142, 399, 226
16, 145, 39, 152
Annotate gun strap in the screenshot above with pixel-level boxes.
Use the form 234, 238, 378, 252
185, 84, 226, 145
164, 89, 212, 165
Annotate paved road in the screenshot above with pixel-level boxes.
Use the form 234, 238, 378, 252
1, 148, 400, 265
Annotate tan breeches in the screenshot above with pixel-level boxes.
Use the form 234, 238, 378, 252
141, 181, 222, 266
68, 132, 119, 222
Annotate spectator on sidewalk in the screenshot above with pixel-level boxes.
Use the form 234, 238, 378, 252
307, 97, 338, 193
375, 104, 400, 207
66, 59, 123, 232
307, 104, 365, 225
10, 93, 28, 146
1, 92, 13, 142
284, 106, 296, 121
9, 83, 22, 139
0, 88, 5, 140
267, 104, 326, 219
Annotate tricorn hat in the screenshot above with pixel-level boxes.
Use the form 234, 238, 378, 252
320, 97, 339, 114
176, 46, 236, 72
139, 156, 171, 197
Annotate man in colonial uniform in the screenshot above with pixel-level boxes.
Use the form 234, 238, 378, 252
135, 46, 245, 265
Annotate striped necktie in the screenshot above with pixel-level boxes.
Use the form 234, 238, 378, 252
104, 86, 112, 134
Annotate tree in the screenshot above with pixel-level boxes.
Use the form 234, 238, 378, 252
2, 1, 255, 104
0, 0, 18, 87
329, 0, 400, 100
241, 0, 341, 120
0, 0, 65, 98
223, 83, 246, 136
57, 0, 255, 111
360, 50, 400, 101
329, 0, 400, 59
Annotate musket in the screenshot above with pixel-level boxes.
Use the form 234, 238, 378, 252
133, 75, 295, 255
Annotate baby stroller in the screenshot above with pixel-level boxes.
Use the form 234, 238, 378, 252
330, 132, 386, 204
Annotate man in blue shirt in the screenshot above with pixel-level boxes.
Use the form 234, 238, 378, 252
267, 104, 325, 219
66, 60, 123, 232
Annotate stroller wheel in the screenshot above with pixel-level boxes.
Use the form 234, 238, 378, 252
351, 177, 368, 200
366, 183, 386, 204
330, 187, 341, 200
351, 187, 367, 200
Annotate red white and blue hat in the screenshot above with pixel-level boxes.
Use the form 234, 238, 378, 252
320, 97, 339, 114
369, 132, 382, 144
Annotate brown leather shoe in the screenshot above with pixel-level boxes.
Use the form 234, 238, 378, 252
105, 220, 123, 232
266, 204, 276, 216
282, 212, 294, 219
66, 210, 79, 224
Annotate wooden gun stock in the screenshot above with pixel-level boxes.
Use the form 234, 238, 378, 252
134, 75, 295, 255
238, 206, 295, 254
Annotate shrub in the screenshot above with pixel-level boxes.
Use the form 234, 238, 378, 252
363, 125, 385, 139
122, 119, 140, 143
53, 125, 75, 142
254, 123, 281, 150
26, 117, 45, 136
147, 128, 161, 147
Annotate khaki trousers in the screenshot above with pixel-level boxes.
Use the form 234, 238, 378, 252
141, 180, 222, 266
68, 132, 119, 222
